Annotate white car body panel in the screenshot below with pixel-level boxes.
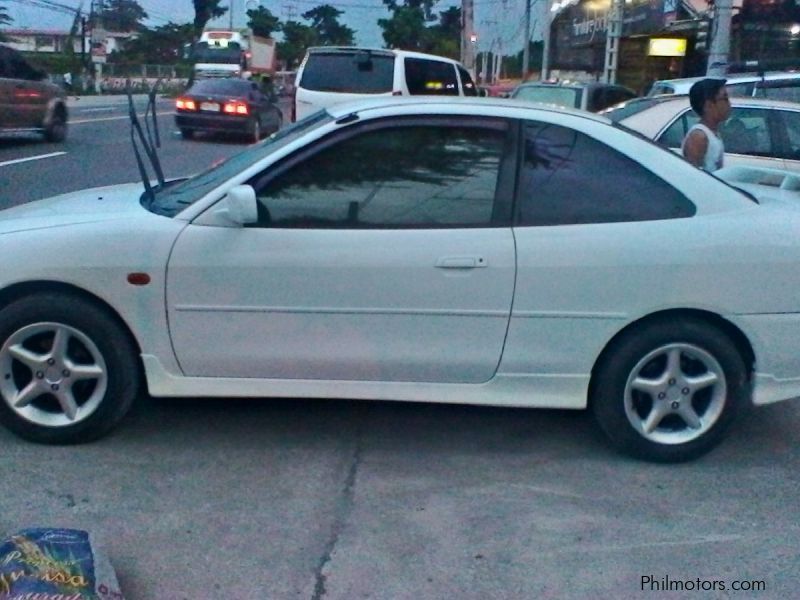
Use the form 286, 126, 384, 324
3, 99, 800, 416
167, 226, 515, 383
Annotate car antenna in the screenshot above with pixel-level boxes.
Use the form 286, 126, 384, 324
127, 79, 165, 203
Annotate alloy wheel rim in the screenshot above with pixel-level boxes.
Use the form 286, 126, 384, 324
623, 342, 727, 445
0, 322, 108, 427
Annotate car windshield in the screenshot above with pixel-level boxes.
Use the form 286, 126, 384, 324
142, 111, 333, 217
512, 86, 581, 109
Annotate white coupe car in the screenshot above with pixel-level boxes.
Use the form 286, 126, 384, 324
2, 97, 800, 462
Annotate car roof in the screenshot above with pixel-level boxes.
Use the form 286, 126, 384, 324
305, 46, 464, 65
652, 72, 800, 92
322, 95, 612, 123
515, 81, 627, 90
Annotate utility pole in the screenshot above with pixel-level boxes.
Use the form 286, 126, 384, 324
542, 1, 552, 80
229, 0, 235, 29
522, 0, 531, 80
461, 0, 476, 74
706, 0, 733, 76
603, 0, 623, 83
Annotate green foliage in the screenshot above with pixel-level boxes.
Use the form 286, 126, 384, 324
378, 6, 429, 51
192, 0, 228, 38
278, 21, 317, 68
0, 1, 13, 42
302, 5, 355, 46
100, 0, 148, 32
378, 1, 460, 54
247, 6, 281, 38
114, 22, 194, 64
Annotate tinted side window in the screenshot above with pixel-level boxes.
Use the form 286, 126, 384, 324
658, 111, 698, 148
726, 82, 754, 97
517, 121, 695, 226
457, 66, 477, 96
719, 108, 772, 156
253, 122, 507, 228
404, 59, 459, 96
300, 53, 395, 93
777, 110, 800, 160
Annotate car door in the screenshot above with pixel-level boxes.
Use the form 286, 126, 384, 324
166, 116, 517, 383
657, 107, 786, 171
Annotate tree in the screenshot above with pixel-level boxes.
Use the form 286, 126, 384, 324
302, 5, 355, 46
192, 0, 228, 40
115, 22, 195, 64
425, 6, 460, 58
378, 5, 430, 50
278, 21, 317, 69
99, 0, 148, 32
247, 6, 281, 38
0, 1, 13, 42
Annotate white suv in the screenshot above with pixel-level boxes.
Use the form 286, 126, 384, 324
293, 47, 477, 121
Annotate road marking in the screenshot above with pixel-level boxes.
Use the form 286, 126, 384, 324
71, 111, 173, 124
0, 152, 67, 167
79, 107, 116, 112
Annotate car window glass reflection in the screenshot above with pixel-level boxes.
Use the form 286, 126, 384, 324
518, 121, 695, 226
254, 124, 505, 228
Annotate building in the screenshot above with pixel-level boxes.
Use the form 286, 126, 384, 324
548, 0, 800, 93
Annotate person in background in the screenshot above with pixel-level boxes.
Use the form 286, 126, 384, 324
681, 78, 731, 172
63, 71, 72, 93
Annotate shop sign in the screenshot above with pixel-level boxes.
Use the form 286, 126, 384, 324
648, 38, 687, 56
567, 0, 667, 46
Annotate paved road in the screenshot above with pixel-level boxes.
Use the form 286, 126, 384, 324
1, 97, 799, 599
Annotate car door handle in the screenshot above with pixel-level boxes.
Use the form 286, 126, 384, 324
435, 256, 487, 269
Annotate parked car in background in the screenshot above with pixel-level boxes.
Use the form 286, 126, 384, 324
510, 81, 637, 112
0, 44, 67, 142
175, 77, 283, 143
605, 95, 800, 173
293, 47, 477, 121
4, 97, 800, 463
647, 72, 800, 103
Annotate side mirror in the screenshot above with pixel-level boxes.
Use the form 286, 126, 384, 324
225, 185, 259, 225
196, 185, 259, 227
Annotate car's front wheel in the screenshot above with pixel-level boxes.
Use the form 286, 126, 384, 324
591, 317, 749, 462
0, 293, 141, 444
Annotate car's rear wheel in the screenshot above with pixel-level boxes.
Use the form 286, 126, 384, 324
591, 317, 748, 462
249, 117, 261, 143
180, 128, 194, 140
44, 107, 67, 143
0, 293, 141, 444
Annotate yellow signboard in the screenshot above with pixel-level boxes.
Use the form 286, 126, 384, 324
648, 38, 687, 57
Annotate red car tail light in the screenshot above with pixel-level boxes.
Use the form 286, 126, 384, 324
176, 98, 196, 111
223, 101, 249, 115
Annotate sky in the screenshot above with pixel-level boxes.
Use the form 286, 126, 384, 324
3, 0, 549, 55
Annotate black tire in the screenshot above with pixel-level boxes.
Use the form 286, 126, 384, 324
180, 128, 194, 140
249, 117, 261, 143
591, 317, 749, 462
44, 107, 67, 143
0, 293, 141, 444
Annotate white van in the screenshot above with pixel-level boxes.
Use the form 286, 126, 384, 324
292, 47, 478, 121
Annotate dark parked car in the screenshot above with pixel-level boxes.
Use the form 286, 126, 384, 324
175, 78, 283, 143
0, 44, 67, 142
511, 81, 637, 113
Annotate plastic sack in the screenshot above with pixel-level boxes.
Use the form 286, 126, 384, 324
0, 528, 123, 599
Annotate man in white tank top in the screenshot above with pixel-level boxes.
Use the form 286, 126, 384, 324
681, 78, 731, 172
